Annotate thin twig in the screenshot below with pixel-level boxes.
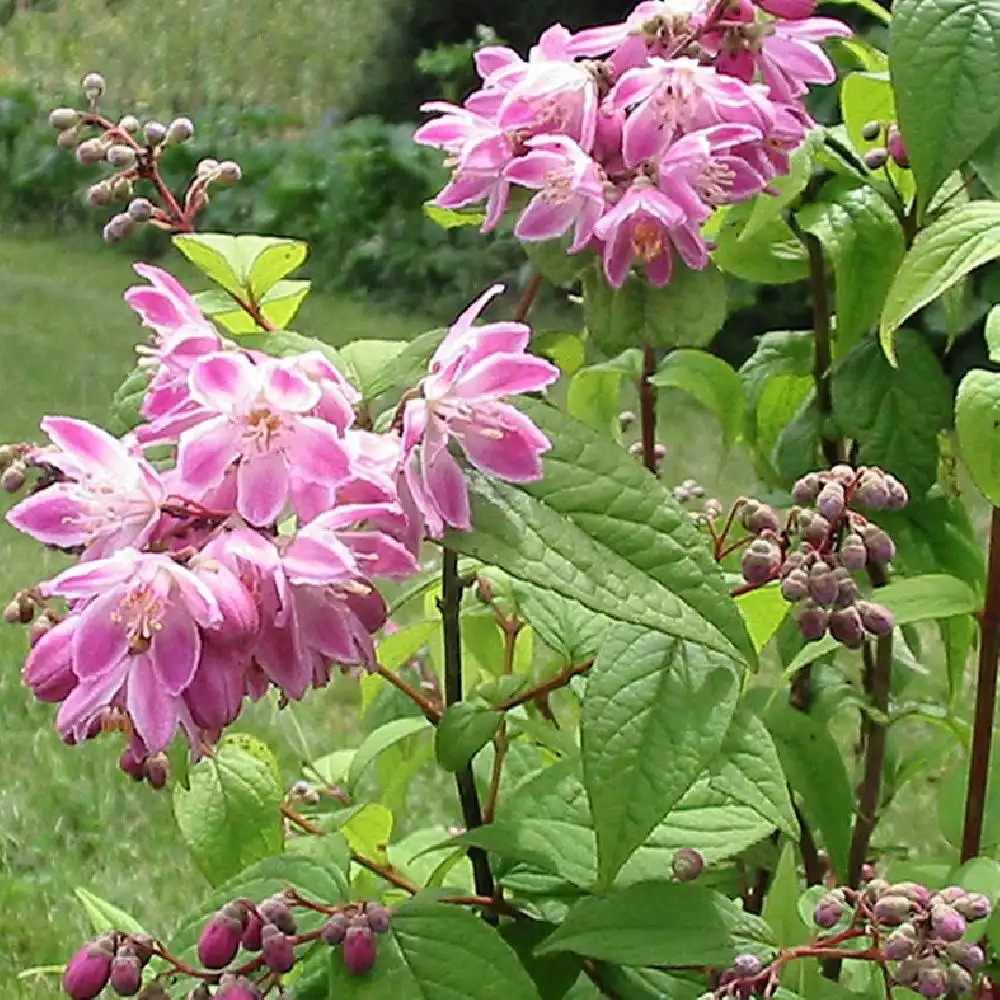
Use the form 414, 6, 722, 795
494, 658, 594, 711
513, 271, 543, 324
372, 662, 442, 723
581, 958, 623, 999
639, 345, 658, 474
962, 506, 1000, 861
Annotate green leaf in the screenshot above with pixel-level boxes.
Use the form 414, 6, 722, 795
246, 238, 308, 298
233, 331, 356, 386
339, 340, 407, 401
365, 327, 446, 401
423, 202, 487, 229
736, 584, 791, 654
536, 882, 772, 966
338, 803, 393, 863
762, 844, 810, 951
172, 744, 284, 886
956, 368, 1000, 504
108, 365, 148, 435
650, 349, 744, 445
795, 178, 905, 357
763, 701, 854, 882
938, 744, 1000, 852
326, 897, 542, 999
890, 0, 1000, 212
567, 367, 624, 436
582, 262, 726, 353
880, 203, 1000, 362
348, 717, 432, 790
524, 236, 591, 286
73, 888, 147, 936
712, 203, 810, 285
986, 305, 1000, 363
784, 574, 980, 675
198, 280, 312, 333
533, 331, 587, 376
172, 233, 245, 297
583, 626, 739, 885
216, 732, 282, 788
740, 131, 820, 241
831, 331, 952, 496
435, 702, 502, 771
501, 921, 582, 1000
444, 399, 754, 667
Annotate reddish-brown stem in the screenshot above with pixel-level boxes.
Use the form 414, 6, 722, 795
484, 618, 520, 823
581, 958, 623, 999
513, 271, 543, 323
372, 662, 442, 722
711, 498, 746, 561
494, 658, 594, 712
228, 292, 276, 331
796, 802, 826, 887
639, 345, 658, 474
962, 505, 1000, 861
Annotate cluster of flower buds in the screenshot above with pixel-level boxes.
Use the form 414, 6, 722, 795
3, 266, 557, 779
734, 465, 905, 647
62, 931, 155, 1000
812, 880, 990, 998
416, 0, 850, 288
861, 119, 910, 170
48, 72, 240, 239
319, 901, 392, 975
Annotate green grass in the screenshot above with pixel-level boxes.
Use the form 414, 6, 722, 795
0, 233, 429, 999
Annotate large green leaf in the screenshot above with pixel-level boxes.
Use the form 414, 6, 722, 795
339, 340, 407, 401
172, 744, 284, 885
435, 702, 502, 772
739, 132, 821, 241
348, 717, 432, 790
650, 349, 744, 445
325, 897, 542, 999
880, 203, 1000, 361
443, 399, 753, 665
582, 262, 727, 353
73, 889, 147, 936
172, 233, 307, 299
831, 332, 951, 496
711, 203, 810, 285
108, 365, 148, 435
889, 0, 1000, 212
795, 179, 905, 357
956, 368, 1000, 504
536, 882, 773, 966
582, 626, 739, 885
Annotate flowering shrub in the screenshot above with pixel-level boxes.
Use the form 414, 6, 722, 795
10, 0, 1000, 997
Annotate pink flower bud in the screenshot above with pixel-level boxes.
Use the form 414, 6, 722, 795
874, 894, 912, 925
802, 513, 832, 547
797, 601, 829, 642
364, 904, 392, 934
240, 911, 263, 951
947, 964, 974, 996
887, 125, 909, 169
863, 525, 895, 565
808, 562, 838, 605
954, 892, 991, 921
261, 925, 295, 975
930, 903, 966, 941
109, 949, 142, 996
813, 896, 844, 929
916, 963, 947, 998
197, 913, 242, 969
732, 954, 762, 976
792, 473, 821, 504
63, 941, 113, 1000
671, 847, 705, 883
321, 914, 349, 946
883, 925, 917, 961
817, 481, 845, 522
839, 533, 867, 571
343, 921, 377, 976
946, 941, 984, 971
830, 606, 865, 649
857, 601, 893, 637
259, 896, 296, 935
890, 882, 932, 907
780, 567, 810, 603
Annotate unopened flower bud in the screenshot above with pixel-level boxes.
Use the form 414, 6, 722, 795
954, 892, 991, 921
885, 475, 908, 510
947, 964, 974, 996
76, 138, 105, 166
915, 963, 948, 998
215, 160, 242, 185
884, 924, 918, 961
143, 752, 169, 790
82, 72, 106, 100
143, 121, 167, 146
216, 977, 259, 1000
863, 525, 895, 565
3, 598, 22, 623
103, 213, 135, 244
865, 147, 889, 169
109, 949, 142, 996
198, 912, 243, 969
745, 502, 780, 534
50, 107, 81, 130
874, 894, 913, 925
930, 903, 966, 941
321, 914, 349, 946
671, 847, 705, 882
475, 576, 494, 605
807, 562, 837, 605
813, 896, 844, 929
197, 157, 220, 178
118, 115, 140, 134
240, 910, 263, 951
63, 941, 114, 1000
817, 481, 845, 522
797, 600, 829, 641
792, 473, 821, 503
862, 119, 883, 141
628, 441, 643, 457
29, 614, 56, 645
856, 600, 893, 637
259, 896, 296, 935
127, 198, 153, 222
343, 920, 377, 976
365, 903, 391, 934
891, 882, 932, 907
111, 176, 134, 202
1, 462, 26, 492
57, 127, 83, 150
829, 464, 856, 485
732, 954, 763, 977
619, 410, 636, 430
780, 567, 810, 603
802, 513, 832, 547
166, 117, 195, 145
86, 182, 114, 207
830, 606, 865, 649
946, 941, 984, 971
741, 538, 782, 585
106, 144, 136, 169
261, 924, 295, 974
855, 470, 889, 510
887, 125, 909, 169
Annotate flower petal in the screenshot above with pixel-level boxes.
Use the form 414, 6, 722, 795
189, 352, 260, 411
56, 665, 126, 742
74, 591, 130, 679
286, 418, 351, 484
126, 660, 178, 753
451, 353, 560, 399
41, 416, 130, 475
150, 606, 201, 695
237, 450, 290, 526
264, 360, 323, 413
423, 444, 471, 531
6, 487, 94, 548
177, 415, 242, 493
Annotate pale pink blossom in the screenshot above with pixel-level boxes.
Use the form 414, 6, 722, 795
7, 417, 165, 559
176, 351, 352, 526
757, 19, 852, 102
403, 286, 559, 537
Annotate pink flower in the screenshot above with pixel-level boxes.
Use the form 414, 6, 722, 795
566, 1, 714, 63
41, 549, 223, 753
756, 18, 852, 102
176, 351, 352, 526
433, 130, 516, 233
504, 135, 606, 250
402, 286, 559, 536
7, 417, 165, 559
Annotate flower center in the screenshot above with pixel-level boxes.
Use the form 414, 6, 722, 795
543, 171, 575, 203
698, 162, 735, 203
632, 219, 665, 261
111, 584, 164, 654
244, 406, 284, 450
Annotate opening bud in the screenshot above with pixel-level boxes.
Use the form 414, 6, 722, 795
839, 533, 867, 571
103, 214, 136, 244
874, 894, 913, 925
261, 925, 296, 975
118, 115, 141, 134
792, 473, 821, 504
259, 895, 297, 935
796, 601, 829, 642
343, 920, 377, 976
887, 124, 909, 168
215, 161, 243, 186
816, 481, 845, 522
930, 903, 966, 941
802, 513, 832, 547
883, 925, 918, 961
915, 962, 948, 998
813, 896, 844, 929
321, 914, 349, 947
57, 127, 83, 150
863, 525, 895, 565
86, 183, 114, 207
857, 600, 893, 637
946, 941, 984, 971
364, 903, 392, 934
954, 892, 990, 921
76, 139, 105, 166
731, 954, 763, 977
671, 847, 705, 882
807, 562, 838, 605
780, 567, 810, 603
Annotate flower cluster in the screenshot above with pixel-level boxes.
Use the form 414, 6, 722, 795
703, 879, 991, 999
62, 890, 392, 1000
48, 73, 240, 239
731, 464, 905, 647
415, 0, 850, 287
3, 268, 558, 779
